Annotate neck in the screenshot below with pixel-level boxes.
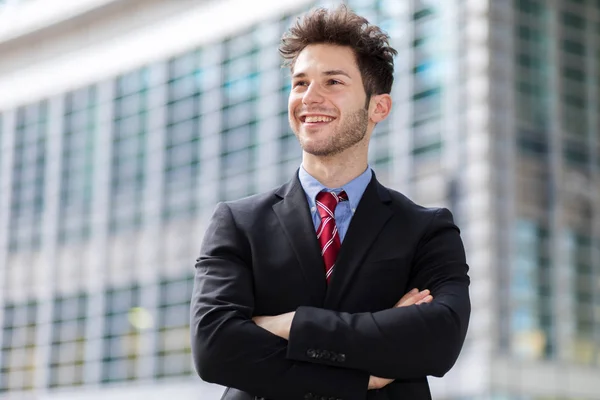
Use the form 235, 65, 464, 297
302, 145, 369, 188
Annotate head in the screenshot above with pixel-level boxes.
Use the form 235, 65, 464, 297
280, 5, 397, 158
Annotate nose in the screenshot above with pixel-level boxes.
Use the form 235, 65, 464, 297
302, 82, 324, 105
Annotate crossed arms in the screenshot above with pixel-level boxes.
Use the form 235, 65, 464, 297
253, 288, 434, 390
190, 202, 471, 400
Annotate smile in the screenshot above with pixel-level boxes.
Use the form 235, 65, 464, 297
300, 115, 336, 124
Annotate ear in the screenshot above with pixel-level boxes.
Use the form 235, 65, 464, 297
369, 94, 392, 124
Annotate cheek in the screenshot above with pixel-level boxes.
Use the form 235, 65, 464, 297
287, 101, 296, 119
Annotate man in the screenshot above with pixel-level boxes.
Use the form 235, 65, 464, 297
191, 5, 470, 400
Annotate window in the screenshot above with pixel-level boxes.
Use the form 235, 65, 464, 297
101, 285, 141, 383
562, 11, 585, 30
517, 130, 549, 157
563, 67, 585, 82
0, 301, 38, 392
110, 68, 148, 233
563, 230, 598, 365
218, 36, 261, 201
155, 275, 194, 378
517, 0, 544, 15
510, 220, 553, 360
413, 8, 434, 21
163, 50, 202, 221
562, 103, 587, 138
59, 86, 97, 244
563, 39, 586, 56
518, 25, 544, 43
518, 53, 542, 69
48, 294, 87, 388
412, 119, 442, 156
370, 116, 392, 171
515, 5, 551, 132
9, 101, 48, 252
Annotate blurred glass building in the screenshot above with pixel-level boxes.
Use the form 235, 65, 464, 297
0, 0, 599, 399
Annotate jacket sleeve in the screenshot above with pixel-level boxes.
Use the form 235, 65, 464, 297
286, 208, 471, 379
190, 202, 370, 400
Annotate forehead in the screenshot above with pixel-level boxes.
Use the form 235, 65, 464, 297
292, 44, 360, 76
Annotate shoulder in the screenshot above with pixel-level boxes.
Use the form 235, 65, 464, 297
222, 186, 282, 211
211, 183, 288, 225
378, 183, 457, 230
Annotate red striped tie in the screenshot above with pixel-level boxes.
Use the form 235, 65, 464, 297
315, 191, 348, 283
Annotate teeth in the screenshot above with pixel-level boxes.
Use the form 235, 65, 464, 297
305, 116, 334, 123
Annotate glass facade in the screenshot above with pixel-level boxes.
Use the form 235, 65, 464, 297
511, 0, 600, 371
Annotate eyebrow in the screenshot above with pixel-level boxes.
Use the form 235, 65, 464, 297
292, 70, 352, 79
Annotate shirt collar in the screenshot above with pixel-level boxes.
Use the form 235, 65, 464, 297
298, 164, 373, 212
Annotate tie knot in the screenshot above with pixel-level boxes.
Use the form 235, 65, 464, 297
315, 190, 347, 220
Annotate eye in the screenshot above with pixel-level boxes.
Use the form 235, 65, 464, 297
293, 81, 308, 87
328, 79, 342, 85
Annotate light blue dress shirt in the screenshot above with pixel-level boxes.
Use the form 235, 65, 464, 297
298, 165, 373, 243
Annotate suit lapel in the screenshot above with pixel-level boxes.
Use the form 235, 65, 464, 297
272, 172, 327, 305
324, 176, 392, 309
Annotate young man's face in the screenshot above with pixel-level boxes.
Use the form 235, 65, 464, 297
288, 44, 371, 157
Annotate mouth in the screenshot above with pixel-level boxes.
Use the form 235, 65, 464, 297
299, 115, 336, 126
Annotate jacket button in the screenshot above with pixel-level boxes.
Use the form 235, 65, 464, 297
306, 349, 317, 358
321, 350, 331, 360
304, 393, 314, 400
337, 353, 346, 362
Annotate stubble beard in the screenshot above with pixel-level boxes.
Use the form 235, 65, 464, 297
292, 107, 369, 157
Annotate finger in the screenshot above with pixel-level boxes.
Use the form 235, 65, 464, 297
416, 295, 433, 305
396, 288, 431, 307
395, 288, 422, 307
394, 289, 416, 307
395, 288, 418, 307
403, 289, 430, 304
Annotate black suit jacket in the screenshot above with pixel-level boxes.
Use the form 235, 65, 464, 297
191, 172, 470, 400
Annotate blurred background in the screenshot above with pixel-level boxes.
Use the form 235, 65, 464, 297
0, 0, 598, 399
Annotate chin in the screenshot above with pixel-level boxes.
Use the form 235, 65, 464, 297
300, 140, 339, 157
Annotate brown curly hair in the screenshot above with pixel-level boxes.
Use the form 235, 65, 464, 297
279, 4, 397, 97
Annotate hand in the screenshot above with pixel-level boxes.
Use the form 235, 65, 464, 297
368, 375, 394, 390
394, 288, 433, 307
252, 312, 295, 340
368, 288, 433, 390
